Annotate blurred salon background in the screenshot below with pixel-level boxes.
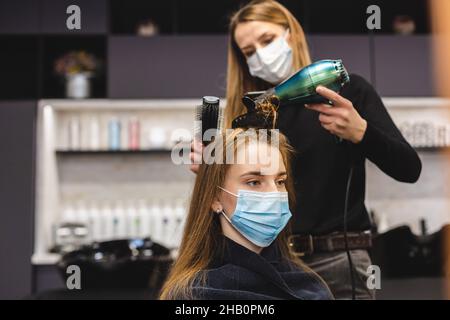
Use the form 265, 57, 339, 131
0, 0, 449, 299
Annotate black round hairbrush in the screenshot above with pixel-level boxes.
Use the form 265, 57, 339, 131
195, 96, 223, 145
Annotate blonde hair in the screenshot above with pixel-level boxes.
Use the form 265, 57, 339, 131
225, 0, 312, 128
159, 128, 320, 300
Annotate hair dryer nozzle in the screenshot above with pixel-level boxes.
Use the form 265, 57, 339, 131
272, 59, 350, 106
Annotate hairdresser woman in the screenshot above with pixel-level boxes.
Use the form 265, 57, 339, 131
190, 0, 421, 300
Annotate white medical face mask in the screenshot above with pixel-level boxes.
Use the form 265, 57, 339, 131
246, 29, 293, 85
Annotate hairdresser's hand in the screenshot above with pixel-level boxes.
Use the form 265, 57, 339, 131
305, 86, 367, 144
189, 139, 203, 174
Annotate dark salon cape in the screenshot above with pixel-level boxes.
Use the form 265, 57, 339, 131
190, 236, 333, 300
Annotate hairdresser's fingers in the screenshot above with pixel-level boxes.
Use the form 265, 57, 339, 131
320, 114, 348, 128
191, 149, 202, 158
321, 122, 342, 136
189, 140, 202, 175
318, 113, 335, 125
190, 149, 202, 163
189, 150, 202, 174
310, 104, 353, 125
321, 122, 335, 133
189, 164, 200, 174
305, 103, 342, 116
316, 86, 350, 106
191, 139, 204, 153
190, 141, 203, 163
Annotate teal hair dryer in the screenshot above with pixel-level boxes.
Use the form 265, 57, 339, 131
248, 59, 350, 107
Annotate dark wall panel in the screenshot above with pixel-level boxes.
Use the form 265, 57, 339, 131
308, 35, 372, 84
0, 0, 39, 34
108, 36, 228, 98
33, 265, 65, 294
0, 100, 35, 299
374, 35, 434, 96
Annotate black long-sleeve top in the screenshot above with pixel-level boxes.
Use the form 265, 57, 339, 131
277, 74, 422, 235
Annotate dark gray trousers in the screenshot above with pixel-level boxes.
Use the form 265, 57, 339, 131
302, 249, 376, 300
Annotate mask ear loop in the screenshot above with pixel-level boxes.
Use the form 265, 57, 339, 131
216, 186, 237, 225
219, 209, 232, 224
217, 186, 239, 198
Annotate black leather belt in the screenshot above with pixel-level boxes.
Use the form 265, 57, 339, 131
288, 232, 372, 256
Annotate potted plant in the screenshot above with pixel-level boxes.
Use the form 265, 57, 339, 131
54, 51, 101, 99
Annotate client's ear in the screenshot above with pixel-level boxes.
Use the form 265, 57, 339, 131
211, 199, 222, 214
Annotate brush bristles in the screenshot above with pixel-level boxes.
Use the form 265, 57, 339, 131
217, 105, 224, 132
194, 105, 203, 141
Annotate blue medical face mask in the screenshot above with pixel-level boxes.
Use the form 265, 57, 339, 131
217, 186, 292, 247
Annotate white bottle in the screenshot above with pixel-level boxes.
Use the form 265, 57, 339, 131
89, 116, 100, 150
76, 201, 89, 225
140, 120, 150, 150
61, 203, 77, 223
80, 116, 90, 151
113, 202, 127, 239
101, 202, 114, 241
121, 116, 129, 150
139, 200, 152, 238
75, 201, 91, 241
151, 200, 163, 244
88, 202, 102, 241
172, 200, 186, 248
148, 127, 167, 149
68, 116, 80, 150
161, 201, 173, 248
126, 201, 140, 238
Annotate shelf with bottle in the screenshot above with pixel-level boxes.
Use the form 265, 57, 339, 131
382, 97, 450, 151
55, 149, 174, 155
397, 120, 450, 151
54, 110, 192, 154
33, 198, 188, 265
56, 199, 186, 250
34, 99, 197, 266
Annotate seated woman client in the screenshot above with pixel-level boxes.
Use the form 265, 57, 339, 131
159, 124, 333, 300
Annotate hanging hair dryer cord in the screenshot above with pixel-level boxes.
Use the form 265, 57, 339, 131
343, 165, 356, 300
